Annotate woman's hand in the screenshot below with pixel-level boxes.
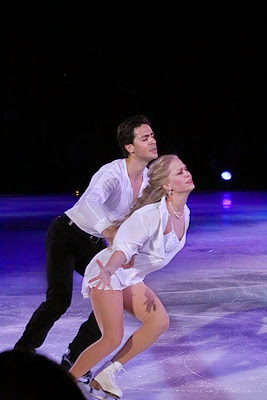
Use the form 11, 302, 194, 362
88, 259, 113, 290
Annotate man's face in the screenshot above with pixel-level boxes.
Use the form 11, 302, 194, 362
129, 124, 158, 162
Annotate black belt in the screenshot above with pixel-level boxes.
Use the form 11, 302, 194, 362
61, 214, 101, 244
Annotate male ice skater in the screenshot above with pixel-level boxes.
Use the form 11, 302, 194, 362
14, 114, 158, 381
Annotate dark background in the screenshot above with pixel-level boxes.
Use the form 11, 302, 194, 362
1, 2, 266, 194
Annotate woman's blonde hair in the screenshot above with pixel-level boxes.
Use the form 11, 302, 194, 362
117, 154, 178, 226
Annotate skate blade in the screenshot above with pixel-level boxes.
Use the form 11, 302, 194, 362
89, 382, 120, 399
89, 388, 118, 399
78, 376, 91, 384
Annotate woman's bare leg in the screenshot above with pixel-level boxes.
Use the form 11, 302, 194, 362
69, 288, 124, 380
112, 282, 169, 365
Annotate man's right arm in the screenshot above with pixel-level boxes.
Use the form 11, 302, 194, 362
101, 225, 118, 246
81, 167, 119, 235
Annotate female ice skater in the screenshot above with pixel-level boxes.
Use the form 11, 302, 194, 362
69, 154, 195, 398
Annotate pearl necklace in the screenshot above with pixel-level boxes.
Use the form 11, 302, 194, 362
167, 199, 185, 219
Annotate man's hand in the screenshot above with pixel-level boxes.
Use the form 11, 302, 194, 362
102, 225, 118, 246
122, 255, 135, 269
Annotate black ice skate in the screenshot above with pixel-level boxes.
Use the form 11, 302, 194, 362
61, 348, 92, 384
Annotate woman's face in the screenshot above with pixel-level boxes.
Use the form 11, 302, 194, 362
166, 158, 195, 194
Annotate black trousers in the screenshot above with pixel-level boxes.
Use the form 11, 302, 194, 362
14, 213, 106, 360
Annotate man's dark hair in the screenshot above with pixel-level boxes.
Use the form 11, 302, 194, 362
117, 115, 151, 157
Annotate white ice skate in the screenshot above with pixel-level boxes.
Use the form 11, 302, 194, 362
90, 361, 123, 399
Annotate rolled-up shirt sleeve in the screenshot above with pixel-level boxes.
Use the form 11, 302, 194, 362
112, 210, 150, 264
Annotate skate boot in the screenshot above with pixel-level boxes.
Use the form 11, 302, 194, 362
90, 361, 123, 399
61, 348, 92, 384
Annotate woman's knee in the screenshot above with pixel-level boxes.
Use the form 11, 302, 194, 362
160, 313, 170, 332
101, 332, 123, 350
151, 311, 170, 334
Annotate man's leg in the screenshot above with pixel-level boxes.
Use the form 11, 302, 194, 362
14, 215, 75, 352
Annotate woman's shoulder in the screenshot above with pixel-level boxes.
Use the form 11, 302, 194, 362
185, 203, 190, 214
135, 201, 161, 215
131, 202, 163, 229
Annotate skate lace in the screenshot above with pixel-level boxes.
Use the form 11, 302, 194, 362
107, 363, 126, 385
